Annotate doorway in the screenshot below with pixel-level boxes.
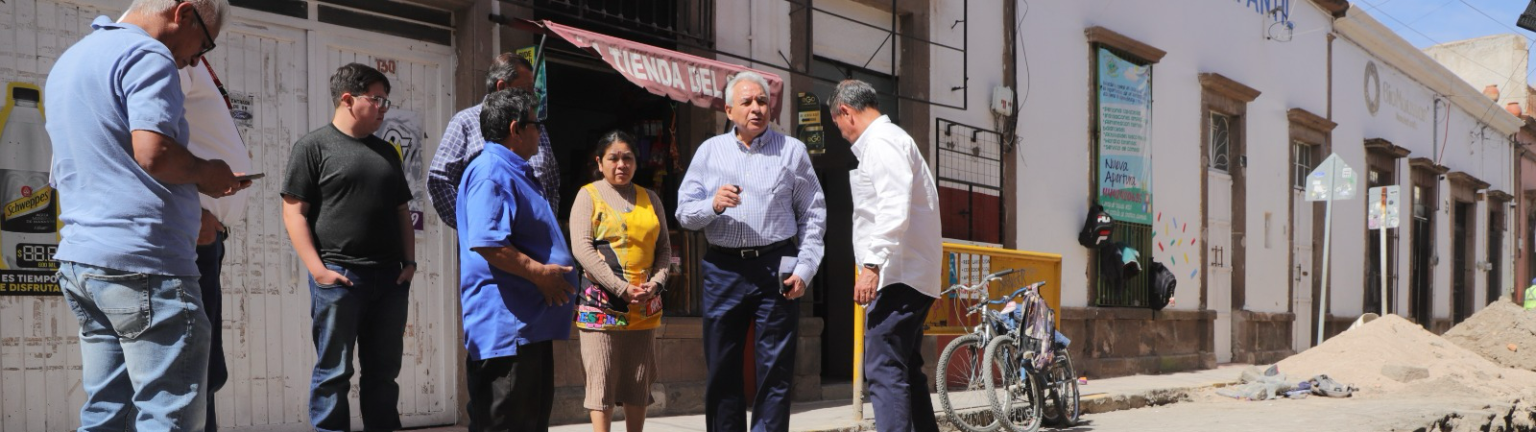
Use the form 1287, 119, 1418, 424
1409, 168, 1437, 329
1206, 111, 1237, 363
1453, 202, 1472, 323
1488, 208, 1504, 304
1290, 142, 1315, 352
809, 57, 898, 382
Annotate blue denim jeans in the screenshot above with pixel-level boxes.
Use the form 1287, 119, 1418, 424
58, 260, 211, 432
308, 262, 410, 432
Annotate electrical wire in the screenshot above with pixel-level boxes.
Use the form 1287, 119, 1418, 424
1356, 1, 1536, 130
1353, 2, 1510, 80
1456, 0, 1533, 43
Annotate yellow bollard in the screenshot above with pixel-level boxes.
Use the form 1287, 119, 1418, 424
852, 267, 866, 421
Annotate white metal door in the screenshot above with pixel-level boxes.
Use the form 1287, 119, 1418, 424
0, 1, 118, 431
201, 20, 317, 429
1208, 170, 1234, 363
311, 32, 458, 429
1292, 189, 1313, 353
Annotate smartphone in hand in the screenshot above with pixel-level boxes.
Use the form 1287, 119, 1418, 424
778, 256, 797, 295
234, 173, 265, 181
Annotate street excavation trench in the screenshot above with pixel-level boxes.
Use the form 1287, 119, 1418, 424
1074, 310, 1536, 432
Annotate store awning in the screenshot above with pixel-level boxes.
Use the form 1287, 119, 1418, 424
508, 19, 784, 122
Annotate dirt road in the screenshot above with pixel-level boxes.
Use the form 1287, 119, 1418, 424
1074, 388, 1534, 432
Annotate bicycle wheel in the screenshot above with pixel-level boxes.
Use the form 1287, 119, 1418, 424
983, 335, 1042, 432
1040, 351, 1066, 425
1054, 351, 1081, 426
936, 334, 1003, 432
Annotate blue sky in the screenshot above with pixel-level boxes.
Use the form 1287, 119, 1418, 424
1354, 0, 1536, 81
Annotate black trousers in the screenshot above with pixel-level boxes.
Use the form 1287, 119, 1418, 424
195, 231, 228, 432
701, 246, 800, 432
466, 341, 555, 432
865, 284, 939, 432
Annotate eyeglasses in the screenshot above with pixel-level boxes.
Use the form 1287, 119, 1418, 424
179, 1, 217, 59
520, 120, 543, 129
358, 94, 393, 110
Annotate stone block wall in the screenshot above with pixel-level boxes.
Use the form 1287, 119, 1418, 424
1058, 307, 1216, 379
1231, 310, 1295, 365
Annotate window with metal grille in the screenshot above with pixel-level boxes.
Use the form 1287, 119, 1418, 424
1090, 44, 1154, 307
1293, 141, 1312, 189
1210, 112, 1232, 172
935, 119, 1006, 244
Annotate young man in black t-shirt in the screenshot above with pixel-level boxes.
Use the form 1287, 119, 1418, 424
280, 63, 416, 432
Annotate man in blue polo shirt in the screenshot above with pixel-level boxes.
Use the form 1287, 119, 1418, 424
456, 88, 577, 432
44, 1, 245, 431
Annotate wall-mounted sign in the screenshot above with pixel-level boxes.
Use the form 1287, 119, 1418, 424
1096, 48, 1154, 225
1363, 60, 1430, 130
797, 92, 824, 154
230, 91, 254, 128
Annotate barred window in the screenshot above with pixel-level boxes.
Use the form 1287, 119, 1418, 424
1293, 141, 1313, 189
1210, 112, 1232, 172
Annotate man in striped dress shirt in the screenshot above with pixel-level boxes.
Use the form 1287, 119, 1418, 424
675, 71, 827, 432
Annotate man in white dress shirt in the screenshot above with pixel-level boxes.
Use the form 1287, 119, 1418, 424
831, 79, 943, 432
181, 60, 254, 432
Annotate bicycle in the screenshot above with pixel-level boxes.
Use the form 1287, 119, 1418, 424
934, 269, 1039, 432
983, 279, 1078, 432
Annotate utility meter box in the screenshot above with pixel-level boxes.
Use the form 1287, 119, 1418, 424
991, 85, 1014, 116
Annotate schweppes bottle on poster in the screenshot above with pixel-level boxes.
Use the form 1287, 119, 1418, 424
0, 82, 58, 271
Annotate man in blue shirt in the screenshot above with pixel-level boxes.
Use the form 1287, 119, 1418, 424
456, 88, 577, 432
45, 1, 245, 431
675, 71, 827, 432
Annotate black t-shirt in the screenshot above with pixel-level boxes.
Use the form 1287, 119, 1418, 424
281, 124, 412, 268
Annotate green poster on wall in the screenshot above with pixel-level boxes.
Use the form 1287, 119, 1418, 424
1096, 48, 1153, 225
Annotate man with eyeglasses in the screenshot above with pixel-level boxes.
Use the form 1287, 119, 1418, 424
45, 0, 243, 431
280, 63, 416, 432
454, 88, 576, 432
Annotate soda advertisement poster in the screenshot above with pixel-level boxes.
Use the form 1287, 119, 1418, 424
0, 82, 60, 294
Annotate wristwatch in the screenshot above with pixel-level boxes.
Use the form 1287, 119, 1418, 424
861, 263, 880, 271
402, 260, 418, 269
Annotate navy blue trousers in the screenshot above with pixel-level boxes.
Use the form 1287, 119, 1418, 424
701, 246, 800, 432
195, 231, 228, 432
865, 284, 939, 432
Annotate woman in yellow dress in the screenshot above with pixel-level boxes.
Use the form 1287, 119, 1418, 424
570, 130, 671, 432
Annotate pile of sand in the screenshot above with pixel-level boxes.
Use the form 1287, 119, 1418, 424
1443, 297, 1536, 372
1275, 314, 1536, 399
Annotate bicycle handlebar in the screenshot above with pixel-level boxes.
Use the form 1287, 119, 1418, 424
941, 268, 1022, 295
963, 281, 1049, 312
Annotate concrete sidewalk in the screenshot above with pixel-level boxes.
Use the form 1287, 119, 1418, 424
406, 365, 1247, 432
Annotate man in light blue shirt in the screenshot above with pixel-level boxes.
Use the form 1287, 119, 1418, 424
675, 71, 826, 432
45, 1, 245, 431
457, 88, 577, 431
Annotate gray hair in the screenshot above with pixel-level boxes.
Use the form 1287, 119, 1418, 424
127, 0, 230, 31
724, 71, 771, 106
829, 79, 879, 112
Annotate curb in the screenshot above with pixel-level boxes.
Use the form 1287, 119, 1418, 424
796, 380, 1238, 432
1079, 380, 1236, 414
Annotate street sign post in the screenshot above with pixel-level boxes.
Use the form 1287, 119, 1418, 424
1306, 154, 1357, 344
1368, 185, 1400, 317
